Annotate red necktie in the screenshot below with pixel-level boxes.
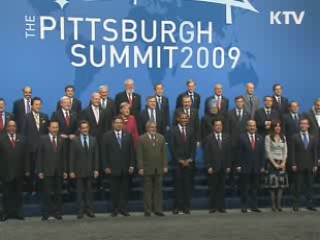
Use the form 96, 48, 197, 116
0, 112, 3, 131
11, 134, 16, 148
218, 97, 222, 110
250, 134, 256, 150
65, 111, 70, 128
129, 94, 133, 107
181, 127, 187, 143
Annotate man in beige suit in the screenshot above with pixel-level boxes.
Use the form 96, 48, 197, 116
137, 121, 168, 217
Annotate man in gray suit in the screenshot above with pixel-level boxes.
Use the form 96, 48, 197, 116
244, 83, 260, 119
137, 121, 168, 217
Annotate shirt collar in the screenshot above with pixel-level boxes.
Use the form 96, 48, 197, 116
114, 130, 122, 135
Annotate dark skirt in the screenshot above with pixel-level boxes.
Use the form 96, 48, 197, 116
264, 159, 289, 189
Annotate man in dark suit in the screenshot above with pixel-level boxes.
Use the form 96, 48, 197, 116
204, 84, 229, 116
244, 83, 260, 119
290, 118, 318, 211
170, 112, 196, 215
176, 79, 201, 110
99, 85, 116, 131
272, 84, 289, 115
0, 120, 29, 221
115, 79, 141, 119
137, 121, 168, 217
254, 96, 280, 137
56, 85, 82, 114
204, 119, 231, 213
237, 120, 265, 213
0, 98, 15, 134
173, 95, 200, 146
37, 120, 67, 221
22, 97, 49, 193
304, 99, 320, 143
69, 121, 99, 219
154, 83, 170, 132
139, 96, 166, 135
12, 86, 32, 130
102, 117, 135, 217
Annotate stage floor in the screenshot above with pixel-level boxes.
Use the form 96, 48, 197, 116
0, 209, 319, 240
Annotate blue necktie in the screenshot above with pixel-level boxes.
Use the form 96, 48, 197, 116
117, 132, 122, 147
157, 97, 162, 110
303, 133, 308, 150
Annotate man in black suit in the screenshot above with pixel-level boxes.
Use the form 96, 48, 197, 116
56, 85, 82, 114
304, 98, 320, 143
204, 84, 229, 116
69, 121, 99, 219
99, 85, 116, 131
37, 120, 67, 221
0, 98, 15, 134
0, 120, 29, 221
290, 118, 318, 211
139, 96, 166, 135
102, 117, 135, 217
204, 119, 231, 213
115, 79, 141, 119
176, 79, 201, 110
154, 83, 170, 132
237, 120, 265, 213
22, 97, 49, 193
254, 96, 280, 137
173, 95, 200, 147
272, 84, 289, 115
170, 112, 196, 214
12, 86, 32, 130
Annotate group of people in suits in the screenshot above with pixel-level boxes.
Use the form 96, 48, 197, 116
0, 79, 320, 222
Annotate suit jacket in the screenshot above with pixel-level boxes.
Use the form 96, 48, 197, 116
37, 135, 66, 177
137, 133, 168, 175
228, 109, 250, 147
169, 126, 196, 167
238, 133, 265, 174
176, 91, 201, 110
139, 108, 166, 135
204, 133, 231, 172
272, 96, 289, 115
155, 95, 170, 129
0, 134, 29, 181
204, 95, 229, 115
56, 97, 82, 114
254, 108, 280, 136
173, 108, 200, 142
51, 109, 78, 135
102, 130, 134, 176
79, 106, 107, 139
115, 91, 141, 119
304, 110, 320, 143
290, 133, 317, 171
0, 112, 15, 134
22, 112, 49, 153
282, 113, 302, 141
244, 95, 260, 119
69, 136, 99, 178
12, 99, 28, 130
101, 97, 116, 131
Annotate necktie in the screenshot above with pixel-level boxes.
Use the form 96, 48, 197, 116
150, 109, 155, 121
249, 96, 253, 112
128, 94, 133, 106
185, 109, 190, 117
152, 135, 156, 146
158, 97, 162, 110
52, 136, 57, 152
237, 110, 242, 121
102, 99, 106, 109
26, 100, 31, 114
95, 107, 99, 124
302, 133, 309, 150
117, 132, 122, 147
0, 112, 3, 131
217, 134, 222, 148
65, 111, 70, 128
35, 114, 40, 130
181, 127, 187, 143
11, 134, 16, 148
83, 136, 89, 152
294, 114, 299, 126
250, 134, 256, 150
218, 97, 222, 110
277, 97, 281, 107
190, 94, 194, 104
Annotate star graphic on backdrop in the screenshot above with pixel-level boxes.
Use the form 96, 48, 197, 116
54, 0, 69, 10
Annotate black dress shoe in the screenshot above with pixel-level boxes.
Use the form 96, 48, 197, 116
120, 211, 130, 217
209, 209, 216, 214
111, 212, 118, 217
241, 208, 248, 213
144, 213, 151, 217
77, 214, 84, 219
183, 210, 190, 215
173, 209, 179, 215
218, 209, 227, 213
16, 216, 25, 220
307, 207, 317, 211
251, 208, 261, 213
86, 212, 95, 218
0, 216, 8, 222
154, 212, 165, 216
41, 216, 48, 221
54, 215, 63, 220
293, 207, 299, 212
277, 208, 283, 212
271, 208, 277, 212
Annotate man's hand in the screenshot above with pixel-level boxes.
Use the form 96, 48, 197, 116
313, 166, 318, 174
292, 166, 297, 172
38, 173, 44, 179
105, 168, 112, 174
69, 172, 76, 179
69, 134, 76, 140
163, 168, 168, 174
226, 168, 231, 173
260, 168, 265, 173
94, 171, 99, 178
60, 134, 68, 139
129, 167, 134, 174
63, 173, 68, 179
25, 172, 30, 177
139, 169, 144, 176
236, 167, 241, 173
196, 142, 201, 148
208, 168, 213, 175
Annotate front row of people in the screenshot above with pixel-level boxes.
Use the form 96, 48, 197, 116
0, 115, 318, 221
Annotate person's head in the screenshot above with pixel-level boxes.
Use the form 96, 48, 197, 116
182, 95, 192, 109
247, 120, 257, 134
65, 85, 75, 98
299, 118, 310, 132
125, 79, 135, 94
270, 120, 282, 135
119, 102, 131, 116
213, 119, 223, 133
186, 80, 196, 93
48, 120, 59, 136
60, 96, 71, 111
23, 86, 32, 100
78, 120, 90, 136
289, 101, 299, 114
207, 100, 219, 114
112, 116, 124, 131
314, 99, 320, 113
273, 84, 282, 97
246, 83, 255, 95
154, 83, 164, 96
0, 98, 6, 113
31, 97, 42, 113
6, 120, 17, 135
91, 92, 101, 107
177, 112, 189, 126
214, 84, 223, 96
146, 96, 157, 110
235, 96, 245, 109
146, 121, 157, 135
264, 96, 273, 109
99, 85, 109, 100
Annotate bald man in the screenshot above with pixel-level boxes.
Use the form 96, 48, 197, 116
244, 83, 260, 119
